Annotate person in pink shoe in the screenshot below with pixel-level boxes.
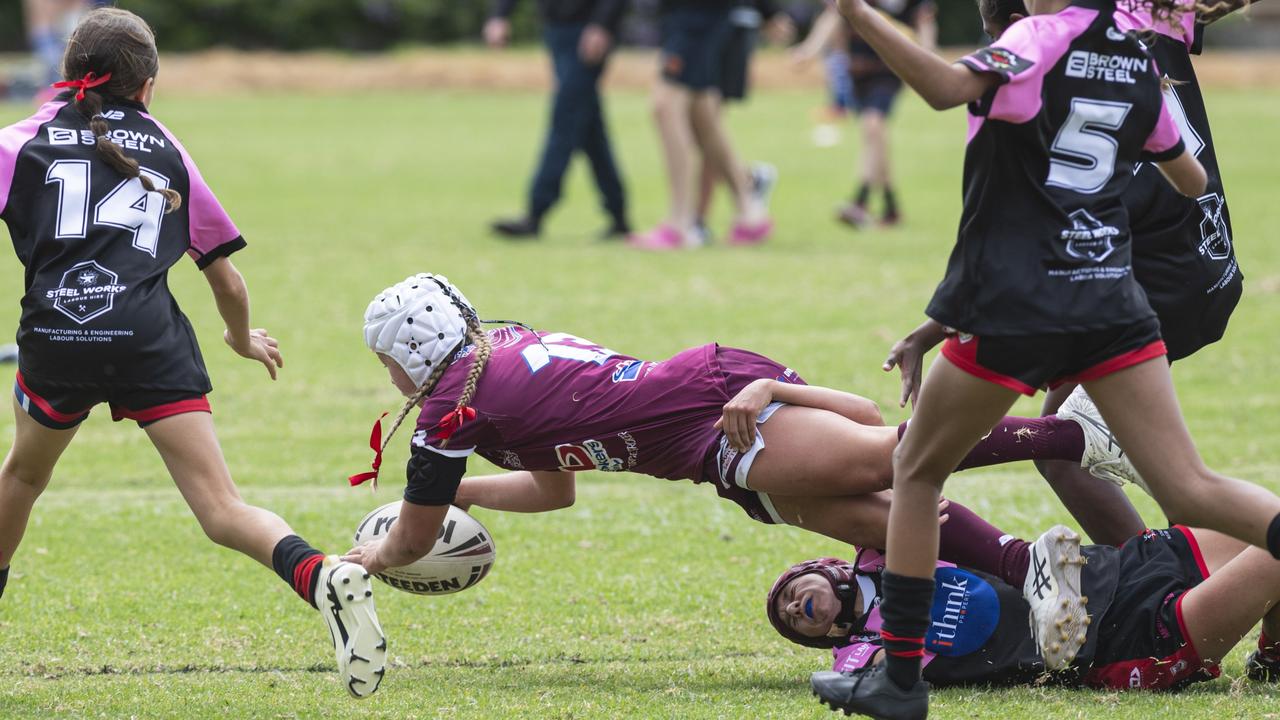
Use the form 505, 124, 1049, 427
629, 0, 773, 251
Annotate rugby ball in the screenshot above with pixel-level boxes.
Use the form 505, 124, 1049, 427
352, 502, 496, 596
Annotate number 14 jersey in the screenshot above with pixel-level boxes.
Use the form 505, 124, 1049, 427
926, 0, 1185, 336
0, 95, 244, 389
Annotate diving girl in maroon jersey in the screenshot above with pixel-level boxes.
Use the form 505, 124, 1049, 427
343, 273, 1136, 589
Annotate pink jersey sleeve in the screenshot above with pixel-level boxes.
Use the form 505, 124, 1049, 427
0, 101, 65, 217
140, 112, 243, 268
1142, 98, 1187, 161
960, 8, 1100, 124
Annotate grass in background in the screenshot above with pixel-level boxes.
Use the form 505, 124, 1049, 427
0, 83, 1277, 718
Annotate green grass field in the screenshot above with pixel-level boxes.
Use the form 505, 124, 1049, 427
0, 77, 1278, 719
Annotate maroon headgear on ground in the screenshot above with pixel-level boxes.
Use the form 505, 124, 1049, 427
765, 557, 859, 648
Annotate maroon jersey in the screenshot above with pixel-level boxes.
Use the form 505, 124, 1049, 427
413, 327, 731, 482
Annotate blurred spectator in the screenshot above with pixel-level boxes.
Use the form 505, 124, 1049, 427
691, 1, 793, 244
486, 0, 631, 241
24, 0, 97, 102
795, 1, 936, 229
630, 0, 774, 251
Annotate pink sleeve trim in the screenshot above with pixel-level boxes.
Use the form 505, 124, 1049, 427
139, 112, 242, 261
1144, 100, 1185, 157
0, 102, 66, 217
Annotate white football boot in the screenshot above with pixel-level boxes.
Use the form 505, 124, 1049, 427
314, 556, 387, 698
1024, 525, 1089, 671
1056, 385, 1150, 494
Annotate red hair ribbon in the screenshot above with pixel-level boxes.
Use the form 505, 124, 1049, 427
348, 412, 389, 489
52, 71, 113, 102
434, 405, 476, 440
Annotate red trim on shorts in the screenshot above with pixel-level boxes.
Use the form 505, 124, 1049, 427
14, 371, 89, 423
1060, 340, 1167, 385
1174, 524, 1210, 581
940, 336, 1037, 396
109, 397, 211, 423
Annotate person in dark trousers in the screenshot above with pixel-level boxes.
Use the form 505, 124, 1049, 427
485, 0, 631, 240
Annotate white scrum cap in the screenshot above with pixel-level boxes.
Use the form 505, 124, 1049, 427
363, 273, 476, 388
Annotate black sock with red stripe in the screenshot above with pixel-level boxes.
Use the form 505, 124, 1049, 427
1259, 631, 1280, 661
0, 566, 8, 600
271, 536, 325, 609
878, 570, 935, 691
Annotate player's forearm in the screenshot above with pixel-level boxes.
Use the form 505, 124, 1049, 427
837, 3, 985, 109
203, 258, 251, 347
457, 471, 576, 512
798, 6, 842, 56
379, 501, 450, 566
766, 382, 883, 425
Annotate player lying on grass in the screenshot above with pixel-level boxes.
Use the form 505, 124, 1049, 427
776, 522, 1280, 700
0, 8, 384, 698
341, 273, 1138, 577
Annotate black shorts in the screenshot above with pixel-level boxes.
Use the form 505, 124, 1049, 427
851, 74, 902, 116
941, 319, 1166, 396
719, 25, 757, 101
661, 5, 733, 92
1133, 224, 1243, 362
14, 371, 210, 430
1084, 526, 1220, 691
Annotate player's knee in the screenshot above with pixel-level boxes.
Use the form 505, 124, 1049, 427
1156, 469, 1225, 525
891, 442, 947, 488
192, 498, 254, 548
0, 459, 52, 494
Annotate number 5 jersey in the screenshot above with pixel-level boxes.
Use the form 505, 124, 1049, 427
927, 0, 1185, 336
0, 94, 244, 390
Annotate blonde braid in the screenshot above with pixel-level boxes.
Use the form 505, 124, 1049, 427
381, 360, 449, 454
440, 323, 493, 449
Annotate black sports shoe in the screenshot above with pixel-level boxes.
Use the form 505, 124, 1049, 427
811, 666, 929, 720
1246, 650, 1280, 682
598, 220, 632, 241
491, 216, 541, 239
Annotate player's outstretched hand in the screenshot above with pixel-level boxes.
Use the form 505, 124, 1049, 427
715, 378, 774, 453
225, 327, 284, 380
342, 540, 389, 575
883, 319, 950, 409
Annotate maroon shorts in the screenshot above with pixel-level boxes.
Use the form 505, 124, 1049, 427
14, 371, 210, 430
698, 346, 808, 525
941, 319, 1166, 396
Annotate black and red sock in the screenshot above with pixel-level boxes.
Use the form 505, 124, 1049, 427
879, 570, 935, 691
1259, 631, 1280, 661
271, 536, 325, 609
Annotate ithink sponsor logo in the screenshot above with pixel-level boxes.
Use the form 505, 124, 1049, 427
929, 577, 970, 648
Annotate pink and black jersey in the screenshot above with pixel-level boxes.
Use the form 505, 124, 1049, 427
413, 327, 749, 483
927, 0, 1185, 336
0, 94, 243, 389
1114, 1, 1240, 359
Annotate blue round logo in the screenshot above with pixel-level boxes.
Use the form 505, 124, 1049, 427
925, 568, 1000, 657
